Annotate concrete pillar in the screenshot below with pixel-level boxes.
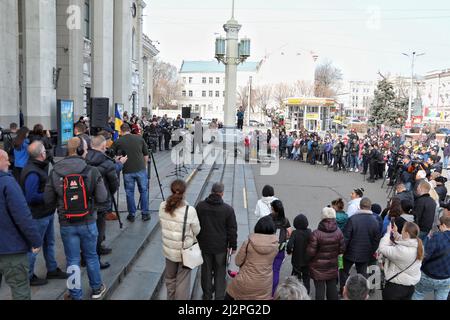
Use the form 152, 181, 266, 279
91, 0, 114, 114
113, 0, 132, 113
136, 0, 146, 117
22, 0, 57, 129
0, 0, 19, 128
56, 0, 85, 121
223, 18, 241, 128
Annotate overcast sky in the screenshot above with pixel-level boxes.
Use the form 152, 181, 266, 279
143, 0, 450, 81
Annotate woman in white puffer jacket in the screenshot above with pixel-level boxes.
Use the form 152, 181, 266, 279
255, 185, 278, 220
159, 179, 201, 300
378, 221, 424, 300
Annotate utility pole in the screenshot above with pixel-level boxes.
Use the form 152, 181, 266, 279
402, 51, 425, 132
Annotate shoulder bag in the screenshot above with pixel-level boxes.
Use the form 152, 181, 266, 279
181, 205, 203, 269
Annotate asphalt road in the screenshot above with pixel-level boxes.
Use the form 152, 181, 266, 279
251, 159, 391, 300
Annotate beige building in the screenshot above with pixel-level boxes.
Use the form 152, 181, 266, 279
0, 0, 158, 130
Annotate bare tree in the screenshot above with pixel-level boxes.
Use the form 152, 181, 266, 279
253, 85, 273, 118
152, 59, 182, 108
314, 60, 343, 98
273, 82, 295, 106
237, 85, 256, 113
293, 80, 315, 97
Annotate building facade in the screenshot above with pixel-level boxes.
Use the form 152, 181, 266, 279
176, 60, 258, 121
0, 0, 158, 130
341, 81, 376, 119
423, 69, 450, 123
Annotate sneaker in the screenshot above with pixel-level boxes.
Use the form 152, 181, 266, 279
355, 169, 359, 173
46, 267, 69, 280
105, 212, 118, 221
142, 214, 151, 222
98, 246, 112, 256
349, 168, 353, 172
30, 274, 48, 286
91, 284, 107, 300
127, 214, 135, 223
100, 261, 111, 270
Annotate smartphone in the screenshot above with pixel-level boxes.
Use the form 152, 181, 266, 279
390, 218, 396, 242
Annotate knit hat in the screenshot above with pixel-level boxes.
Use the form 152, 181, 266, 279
322, 207, 336, 220
371, 204, 382, 215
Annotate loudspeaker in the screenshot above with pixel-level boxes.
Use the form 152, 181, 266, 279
182, 107, 191, 119
90, 98, 109, 128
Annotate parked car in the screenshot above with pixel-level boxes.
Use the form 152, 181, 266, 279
437, 128, 450, 135
249, 120, 264, 127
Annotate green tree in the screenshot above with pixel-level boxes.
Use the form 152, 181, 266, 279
369, 77, 408, 128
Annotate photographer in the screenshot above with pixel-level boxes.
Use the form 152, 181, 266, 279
367, 144, 380, 183
160, 115, 172, 151
143, 121, 159, 153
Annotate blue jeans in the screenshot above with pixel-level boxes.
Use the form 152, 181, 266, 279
444, 156, 449, 169
124, 170, 149, 216
412, 273, 450, 300
60, 223, 102, 300
28, 214, 58, 278
350, 155, 358, 169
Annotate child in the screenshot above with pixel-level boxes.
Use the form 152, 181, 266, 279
286, 214, 312, 294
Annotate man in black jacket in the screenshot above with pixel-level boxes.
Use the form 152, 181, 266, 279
195, 182, 238, 300
86, 135, 123, 269
413, 180, 437, 244
341, 197, 381, 293
20, 141, 67, 286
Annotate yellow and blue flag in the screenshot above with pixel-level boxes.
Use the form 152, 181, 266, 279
114, 104, 124, 141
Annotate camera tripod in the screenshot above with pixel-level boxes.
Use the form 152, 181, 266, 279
116, 150, 165, 217
166, 146, 189, 179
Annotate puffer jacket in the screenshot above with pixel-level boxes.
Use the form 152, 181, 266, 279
254, 196, 278, 220
226, 233, 278, 300
378, 233, 422, 286
159, 202, 201, 263
307, 219, 345, 281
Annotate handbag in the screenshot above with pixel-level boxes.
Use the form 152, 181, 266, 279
181, 205, 203, 269
381, 258, 416, 289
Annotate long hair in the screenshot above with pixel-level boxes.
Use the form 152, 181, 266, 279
14, 127, 29, 150
388, 197, 402, 218
165, 180, 187, 216
403, 222, 424, 261
271, 200, 286, 223
32, 124, 44, 137
332, 198, 345, 211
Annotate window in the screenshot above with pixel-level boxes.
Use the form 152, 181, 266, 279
216, 77, 220, 84
189, 91, 193, 97
132, 28, 137, 60
209, 77, 213, 84
84, 0, 90, 39
215, 91, 220, 97
202, 91, 206, 97
202, 77, 206, 84
209, 91, 213, 97
182, 90, 186, 97
189, 77, 193, 84
223, 91, 225, 97
208, 105, 213, 111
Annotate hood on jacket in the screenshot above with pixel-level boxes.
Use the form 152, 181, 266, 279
395, 238, 419, 249
260, 196, 277, 206
400, 214, 415, 223
205, 193, 224, 206
318, 218, 338, 233
248, 233, 278, 255
85, 149, 108, 167
53, 156, 87, 177
294, 214, 309, 230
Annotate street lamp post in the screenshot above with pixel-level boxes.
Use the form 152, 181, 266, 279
402, 51, 425, 132
215, 0, 251, 128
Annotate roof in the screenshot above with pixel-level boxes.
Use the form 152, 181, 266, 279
283, 97, 336, 107
180, 60, 259, 73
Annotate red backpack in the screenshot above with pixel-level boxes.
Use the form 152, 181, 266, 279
62, 169, 93, 222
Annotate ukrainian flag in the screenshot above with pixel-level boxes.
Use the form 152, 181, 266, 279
114, 104, 124, 141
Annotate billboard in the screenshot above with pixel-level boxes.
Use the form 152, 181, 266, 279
57, 99, 74, 146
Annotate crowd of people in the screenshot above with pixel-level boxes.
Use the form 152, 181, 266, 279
1, 117, 449, 301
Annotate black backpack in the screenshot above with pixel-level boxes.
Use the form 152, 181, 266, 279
60, 168, 94, 222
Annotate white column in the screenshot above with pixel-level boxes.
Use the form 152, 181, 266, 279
113, 0, 132, 112
0, 0, 19, 127
22, 0, 57, 129
56, 0, 85, 120
137, 0, 146, 117
223, 18, 241, 128
91, 0, 114, 114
